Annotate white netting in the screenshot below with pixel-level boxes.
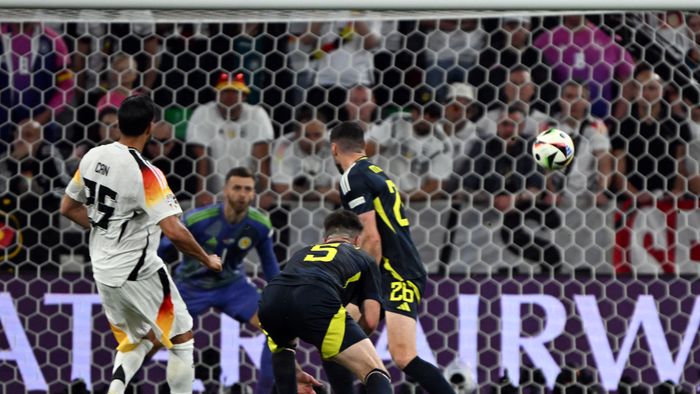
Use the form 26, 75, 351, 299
1, 10, 700, 393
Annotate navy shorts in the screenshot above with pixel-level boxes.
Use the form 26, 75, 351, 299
258, 284, 367, 360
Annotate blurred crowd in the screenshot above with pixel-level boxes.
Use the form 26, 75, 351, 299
2, 12, 700, 273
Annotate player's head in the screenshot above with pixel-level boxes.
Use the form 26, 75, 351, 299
323, 210, 364, 244
224, 167, 256, 214
118, 95, 155, 137
329, 122, 366, 170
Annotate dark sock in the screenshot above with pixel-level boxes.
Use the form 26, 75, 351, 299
364, 369, 392, 394
271, 350, 297, 394
323, 360, 355, 394
402, 357, 455, 394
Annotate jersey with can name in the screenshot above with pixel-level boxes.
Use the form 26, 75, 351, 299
65, 142, 182, 287
340, 157, 426, 280
270, 242, 381, 306
158, 204, 279, 289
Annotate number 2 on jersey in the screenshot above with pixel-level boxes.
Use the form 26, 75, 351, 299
84, 178, 118, 230
390, 281, 415, 302
304, 243, 340, 262
386, 180, 409, 227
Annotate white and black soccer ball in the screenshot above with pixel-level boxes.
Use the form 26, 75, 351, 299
443, 359, 476, 394
532, 128, 575, 171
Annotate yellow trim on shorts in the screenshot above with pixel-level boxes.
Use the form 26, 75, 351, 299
382, 258, 421, 303
261, 328, 282, 354
373, 198, 396, 233
321, 305, 347, 360
110, 324, 140, 352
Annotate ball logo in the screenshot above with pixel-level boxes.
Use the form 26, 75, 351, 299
238, 237, 252, 250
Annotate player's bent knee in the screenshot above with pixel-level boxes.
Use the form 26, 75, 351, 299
389, 347, 416, 370
364, 368, 390, 384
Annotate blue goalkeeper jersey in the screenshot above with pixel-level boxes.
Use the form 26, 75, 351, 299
158, 203, 280, 289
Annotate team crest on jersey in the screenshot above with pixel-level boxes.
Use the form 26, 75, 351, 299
165, 193, 179, 209
238, 236, 252, 250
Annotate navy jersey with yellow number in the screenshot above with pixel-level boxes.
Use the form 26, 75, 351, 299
270, 242, 381, 305
339, 158, 426, 280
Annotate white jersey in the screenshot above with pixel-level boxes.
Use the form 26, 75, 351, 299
368, 113, 453, 193
65, 142, 182, 287
186, 101, 274, 191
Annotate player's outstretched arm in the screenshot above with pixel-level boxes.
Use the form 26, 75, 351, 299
60, 195, 90, 229
357, 211, 382, 264
159, 215, 222, 272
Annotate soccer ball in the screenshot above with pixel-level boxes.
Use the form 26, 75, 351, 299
532, 128, 575, 170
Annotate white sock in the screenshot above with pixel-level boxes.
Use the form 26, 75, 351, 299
108, 339, 154, 394
167, 339, 194, 394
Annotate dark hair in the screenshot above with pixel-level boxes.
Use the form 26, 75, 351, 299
118, 95, 155, 136
324, 210, 363, 239
329, 121, 365, 153
295, 105, 328, 125
225, 166, 254, 182
98, 107, 118, 122
633, 62, 654, 79
506, 103, 527, 117
509, 64, 530, 75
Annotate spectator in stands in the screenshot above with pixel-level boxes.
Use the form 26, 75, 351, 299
96, 107, 121, 143
685, 14, 700, 78
611, 71, 691, 205
419, 18, 485, 101
368, 103, 452, 201
472, 16, 550, 106
0, 22, 74, 144
65, 108, 122, 175
549, 81, 613, 207
295, 21, 381, 119
445, 83, 481, 193
611, 63, 653, 121
96, 53, 138, 116
271, 108, 338, 203
464, 105, 560, 273
187, 72, 274, 207
0, 120, 68, 266
341, 85, 378, 130
143, 120, 198, 209
443, 82, 480, 143
476, 66, 548, 138
533, 15, 636, 118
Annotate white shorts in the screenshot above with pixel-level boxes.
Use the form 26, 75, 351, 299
97, 267, 193, 351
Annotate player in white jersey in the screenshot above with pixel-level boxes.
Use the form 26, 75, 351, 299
60, 95, 223, 394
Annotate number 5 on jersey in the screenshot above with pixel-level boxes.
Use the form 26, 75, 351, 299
84, 177, 118, 230
304, 243, 341, 262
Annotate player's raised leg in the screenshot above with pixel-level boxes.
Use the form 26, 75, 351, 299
386, 311, 455, 394
106, 331, 157, 394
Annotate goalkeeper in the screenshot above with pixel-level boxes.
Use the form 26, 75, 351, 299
158, 166, 279, 394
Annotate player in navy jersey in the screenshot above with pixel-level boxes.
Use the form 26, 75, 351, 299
158, 167, 279, 394
259, 210, 391, 394
328, 122, 456, 394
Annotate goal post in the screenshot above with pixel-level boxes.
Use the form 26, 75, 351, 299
0, 8, 699, 394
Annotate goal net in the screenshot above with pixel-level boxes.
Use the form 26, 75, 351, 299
1, 8, 700, 393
